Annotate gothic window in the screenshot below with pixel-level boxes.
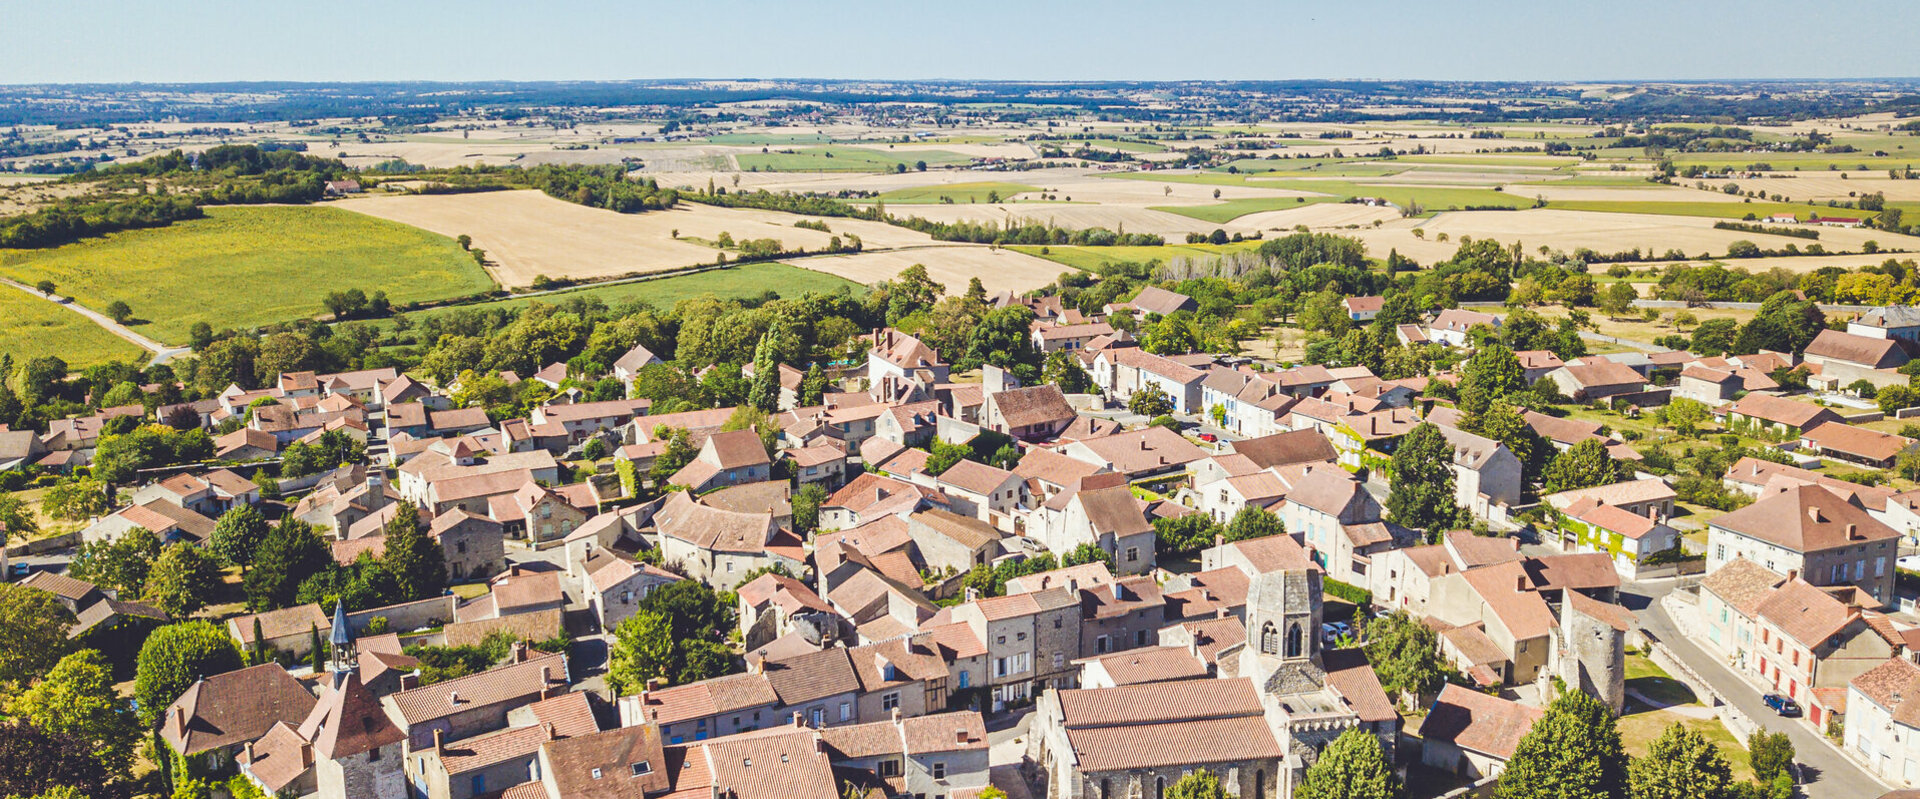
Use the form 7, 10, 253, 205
1286, 623, 1303, 658
1259, 622, 1278, 655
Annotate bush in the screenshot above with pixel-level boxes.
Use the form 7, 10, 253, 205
1324, 578, 1372, 606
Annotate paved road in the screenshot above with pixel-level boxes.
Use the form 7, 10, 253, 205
0, 278, 189, 365
1624, 580, 1887, 798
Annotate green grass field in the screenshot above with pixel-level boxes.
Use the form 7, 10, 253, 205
0, 289, 147, 368
1150, 196, 1335, 223
0, 206, 493, 345
387, 262, 865, 325
875, 182, 1041, 204
736, 147, 969, 173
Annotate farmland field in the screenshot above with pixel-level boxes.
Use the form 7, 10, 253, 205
1009, 242, 1262, 272
336, 189, 940, 287
1151, 196, 1338, 224
875, 182, 1042, 204
0, 206, 492, 345
0, 288, 146, 368
735, 146, 969, 172
384, 262, 864, 326
800, 246, 1062, 294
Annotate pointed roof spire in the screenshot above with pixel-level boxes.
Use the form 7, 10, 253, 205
330, 599, 351, 647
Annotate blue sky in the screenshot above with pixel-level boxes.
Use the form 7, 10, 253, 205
8, 0, 1918, 84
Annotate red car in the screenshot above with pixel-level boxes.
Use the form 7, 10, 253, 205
1197, 432, 1218, 443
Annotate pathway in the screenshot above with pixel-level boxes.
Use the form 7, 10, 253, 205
0, 278, 189, 366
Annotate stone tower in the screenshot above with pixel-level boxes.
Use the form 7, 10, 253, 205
1557, 593, 1627, 714
1240, 568, 1324, 683
302, 601, 408, 798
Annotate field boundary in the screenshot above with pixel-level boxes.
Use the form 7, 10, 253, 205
0, 277, 184, 364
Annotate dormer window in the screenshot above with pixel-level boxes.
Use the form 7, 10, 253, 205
591, 768, 603, 780
631, 761, 652, 776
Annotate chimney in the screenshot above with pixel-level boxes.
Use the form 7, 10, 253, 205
1511, 538, 1521, 552
543, 722, 557, 741
1515, 575, 1527, 593
1808, 507, 1824, 524
891, 707, 902, 723
450, 688, 463, 706
300, 742, 314, 768
509, 564, 521, 578
171, 706, 186, 734
1787, 568, 1800, 582
400, 672, 420, 691
815, 735, 828, 755
432, 729, 445, 752
541, 666, 552, 685
243, 741, 255, 764
511, 641, 528, 663
793, 712, 806, 728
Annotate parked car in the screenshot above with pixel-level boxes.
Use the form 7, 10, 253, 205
1899, 555, 1920, 572
1762, 693, 1801, 717
1197, 432, 1218, 443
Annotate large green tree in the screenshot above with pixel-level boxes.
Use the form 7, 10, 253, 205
1295, 727, 1398, 799
607, 580, 738, 691
133, 621, 243, 727
9, 649, 138, 775
66, 527, 160, 597
1543, 438, 1624, 494
1628, 722, 1735, 799
379, 503, 446, 602
0, 584, 73, 694
1497, 688, 1627, 799
1225, 506, 1286, 543
143, 543, 224, 619
208, 505, 271, 573
1361, 610, 1446, 703
243, 519, 333, 611
1459, 343, 1525, 416
0, 720, 114, 799
1387, 423, 1463, 534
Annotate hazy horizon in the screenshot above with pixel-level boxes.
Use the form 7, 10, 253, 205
8, 0, 1919, 85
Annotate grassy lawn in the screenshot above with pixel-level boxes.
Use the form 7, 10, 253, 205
1007, 242, 1263, 273
1619, 654, 1754, 781
1618, 706, 1754, 783
1150, 195, 1336, 224
386, 262, 865, 326
875, 182, 1041, 204
7, 487, 88, 540
0, 288, 147, 368
736, 147, 968, 173
0, 206, 493, 345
